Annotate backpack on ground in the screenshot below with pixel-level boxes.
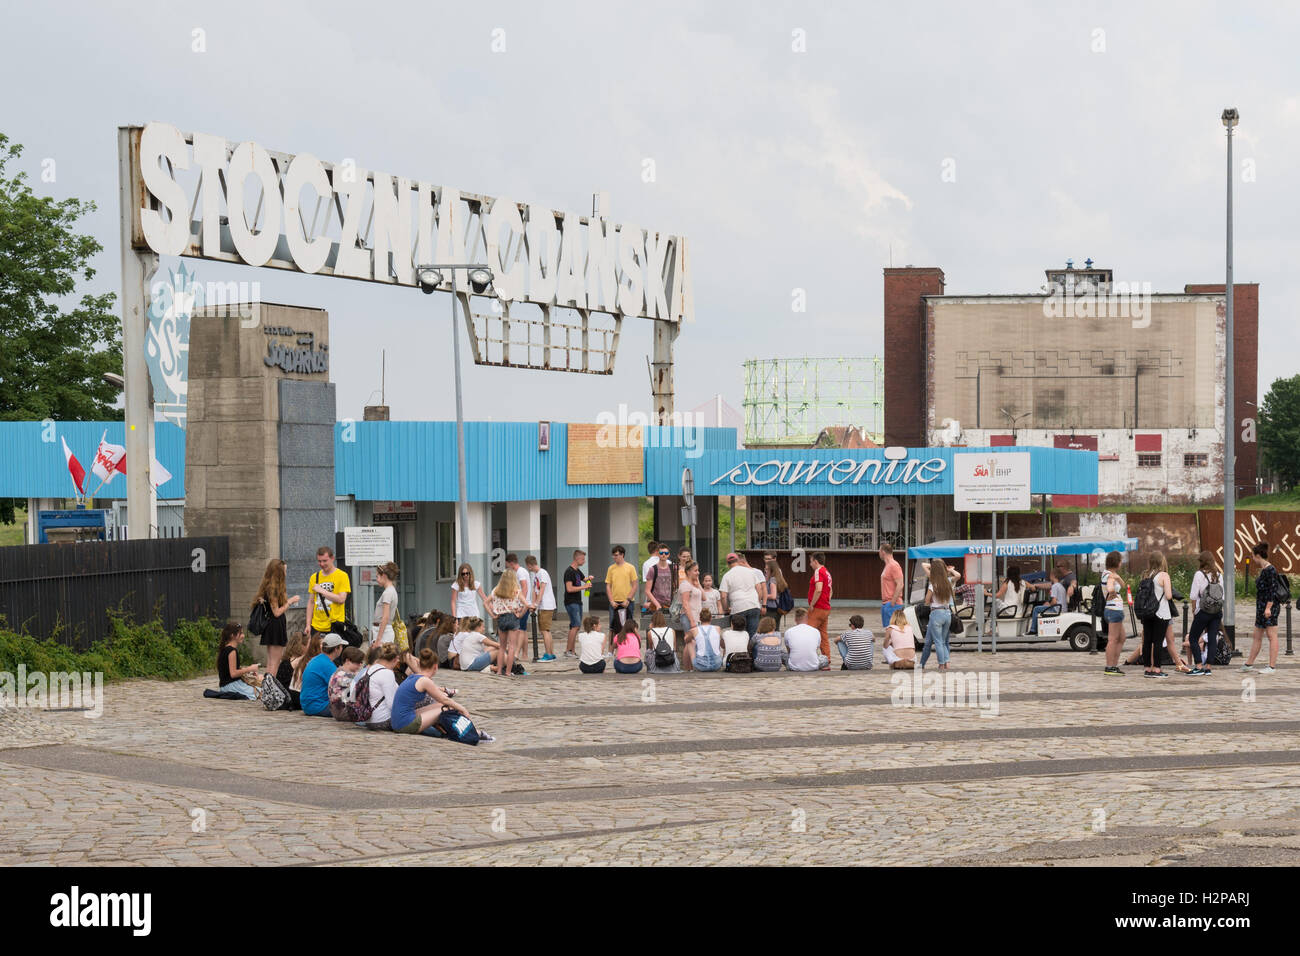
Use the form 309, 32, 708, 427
260, 673, 290, 711
776, 588, 795, 614
1134, 576, 1161, 620
1214, 634, 1234, 666
651, 627, 676, 668
248, 599, 270, 637
1200, 575, 1225, 616
725, 651, 753, 673
437, 707, 482, 745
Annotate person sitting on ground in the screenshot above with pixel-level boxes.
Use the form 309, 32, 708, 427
327, 646, 366, 719
216, 622, 260, 699
881, 608, 916, 669
301, 634, 347, 717
389, 648, 492, 742
834, 614, 875, 670
612, 620, 644, 674
784, 607, 830, 672
357, 642, 401, 731
685, 608, 724, 672
720, 613, 751, 661
577, 615, 608, 674
645, 609, 682, 673
276, 632, 305, 710
290, 632, 324, 710
749, 616, 788, 672
450, 616, 498, 673
430, 616, 457, 665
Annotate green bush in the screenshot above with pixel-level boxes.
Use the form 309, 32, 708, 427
0, 616, 222, 683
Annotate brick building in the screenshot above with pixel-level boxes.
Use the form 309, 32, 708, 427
883, 263, 1259, 505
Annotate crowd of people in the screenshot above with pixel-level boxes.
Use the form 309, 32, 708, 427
216, 538, 1288, 721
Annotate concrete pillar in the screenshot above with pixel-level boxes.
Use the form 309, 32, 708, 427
456, 501, 493, 594
556, 498, 590, 614
658, 494, 685, 552
506, 499, 541, 562
609, 498, 640, 564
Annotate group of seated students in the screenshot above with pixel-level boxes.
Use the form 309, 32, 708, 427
216, 620, 493, 744
566, 606, 919, 673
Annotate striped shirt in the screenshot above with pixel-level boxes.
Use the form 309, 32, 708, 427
837, 628, 875, 670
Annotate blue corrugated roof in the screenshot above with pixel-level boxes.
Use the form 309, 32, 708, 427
0, 421, 185, 499
0, 422, 1098, 501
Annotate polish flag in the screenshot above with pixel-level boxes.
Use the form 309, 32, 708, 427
151, 457, 173, 490
91, 431, 127, 483
62, 437, 86, 494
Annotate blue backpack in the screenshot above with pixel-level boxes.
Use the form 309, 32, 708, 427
776, 588, 795, 613
437, 707, 482, 745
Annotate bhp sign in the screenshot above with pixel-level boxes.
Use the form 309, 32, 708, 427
953, 452, 1031, 511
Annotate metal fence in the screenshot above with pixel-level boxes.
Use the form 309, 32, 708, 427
0, 536, 230, 650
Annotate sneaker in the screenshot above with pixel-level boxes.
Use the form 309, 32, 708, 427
563, 650, 577, 659
1153, 671, 1169, 678
1239, 664, 1256, 672
538, 654, 557, 662
1187, 668, 1204, 676
1103, 666, 1122, 676
477, 732, 496, 743
1260, 665, 1276, 674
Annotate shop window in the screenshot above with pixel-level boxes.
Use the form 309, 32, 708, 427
436, 521, 455, 580
747, 497, 789, 552
1137, 453, 1162, 468
1183, 453, 1208, 468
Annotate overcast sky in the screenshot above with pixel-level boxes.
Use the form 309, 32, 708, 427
4, 1, 1295, 431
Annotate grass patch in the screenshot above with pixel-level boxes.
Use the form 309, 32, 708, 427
0, 615, 225, 683
0, 507, 28, 547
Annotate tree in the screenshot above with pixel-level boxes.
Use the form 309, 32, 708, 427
0, 132, 122, 522
1258, 374, 1300, 491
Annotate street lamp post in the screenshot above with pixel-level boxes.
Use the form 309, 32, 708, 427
1222, 108, 1238, 642
416, 263, 494, 566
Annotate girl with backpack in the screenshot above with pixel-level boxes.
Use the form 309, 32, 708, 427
1186, 551, 1224, 675
645, 609, 682, 673
1138, 552, 1174, 678
1243, 542, 1282, 673
252, 558, 301, 681
356, 642, 401, 730
764, 557, 791, 626
390, 648, 493, 743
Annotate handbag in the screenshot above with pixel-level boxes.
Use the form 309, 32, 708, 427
948, 600, 963, 635
393, 613, 409, 652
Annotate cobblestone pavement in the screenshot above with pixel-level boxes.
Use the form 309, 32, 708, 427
1, 611, 1297, 866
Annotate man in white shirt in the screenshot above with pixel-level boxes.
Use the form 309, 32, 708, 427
641, 540, 662, 585
784, 608, 830, 671
526, 555, 558, 662
720, 552, 763, 637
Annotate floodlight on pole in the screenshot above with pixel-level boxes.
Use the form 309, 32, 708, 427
414, 263, 496, 569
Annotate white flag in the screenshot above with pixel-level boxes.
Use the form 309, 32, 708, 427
150, 457, 173, 490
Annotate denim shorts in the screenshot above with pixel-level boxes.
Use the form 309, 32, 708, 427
496, 612, 520, 631
1104, 609, 1125, 624
566, 603, 583, 628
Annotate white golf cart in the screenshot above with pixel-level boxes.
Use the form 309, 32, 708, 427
903, 535, 1139, 652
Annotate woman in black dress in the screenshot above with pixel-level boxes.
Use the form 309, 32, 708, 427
253, 558, 301, 678
1243, 542, 1282, 673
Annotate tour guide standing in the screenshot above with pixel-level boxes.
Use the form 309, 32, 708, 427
808, 551, 833, 659
563, 549, 590, 659
305, 545, 350, 639
605, 545, 639, 632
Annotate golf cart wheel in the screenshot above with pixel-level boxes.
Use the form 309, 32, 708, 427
1066, 624, 1094, 652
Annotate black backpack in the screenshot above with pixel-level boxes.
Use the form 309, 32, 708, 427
248, 598, 270, 636
1275, 573, 1292, 607
1134, 576, 1161, 620
1213, 635, 1234, 667
651, 628, 676, 668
